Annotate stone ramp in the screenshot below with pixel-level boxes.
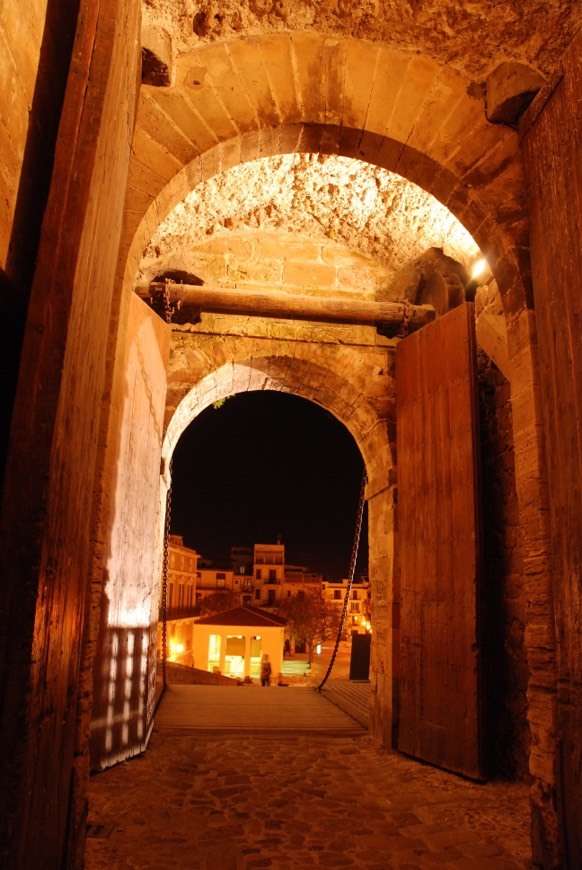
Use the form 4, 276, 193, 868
155, 683, 366, 734
320, 679, 370, 727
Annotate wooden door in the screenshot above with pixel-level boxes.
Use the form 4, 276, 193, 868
396, 303, 483, 779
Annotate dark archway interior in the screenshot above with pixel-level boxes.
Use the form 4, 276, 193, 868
171, 391, 367, 582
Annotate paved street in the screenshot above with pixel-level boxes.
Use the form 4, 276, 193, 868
86, 684, 531, 869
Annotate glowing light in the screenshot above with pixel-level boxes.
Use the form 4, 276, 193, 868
316, 643, 322, 655
169, 640, 185, 660
471, 258, 488, 280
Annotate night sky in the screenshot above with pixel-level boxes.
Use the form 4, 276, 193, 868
170, 391, 368, 582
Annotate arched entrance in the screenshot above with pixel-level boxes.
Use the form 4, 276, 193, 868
1, 1, 579, 866
91, 30, 547, 797
160, 347, 395, 745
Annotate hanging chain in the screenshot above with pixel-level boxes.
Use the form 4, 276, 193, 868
161, 459, 173, 690
316, 468, 367, 692
163, 280, 174, 325
396, 299, 413, 338
160, 285, 174, 690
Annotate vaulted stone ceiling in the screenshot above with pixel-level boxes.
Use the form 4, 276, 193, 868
138, 154, 480, 282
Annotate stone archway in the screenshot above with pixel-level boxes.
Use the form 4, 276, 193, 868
120, 33, 529, 313
160, 337, 397, 743
97, 24, 557, 866
1, 0, 578, 866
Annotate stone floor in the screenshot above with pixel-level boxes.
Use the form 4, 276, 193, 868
86, 686, 532, 869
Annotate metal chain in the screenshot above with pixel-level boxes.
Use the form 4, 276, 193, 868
161, 463, 172, 690
160, 285, 174, 690
163, 279, 174, 324
396, 299, 413, 338
316, 469, 367, 692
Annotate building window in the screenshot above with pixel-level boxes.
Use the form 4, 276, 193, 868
208, 634, 221, 673
269, 568, 277, 581
352, 590, 359, 600
243, 578, 252, 589
256, 569, 262, 580
350, 602, 359, 613
333, 590, 341, 600
267, 589, 276, 603
255, 589, 261, 600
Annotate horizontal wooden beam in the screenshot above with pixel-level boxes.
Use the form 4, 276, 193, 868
134, 281, 436, 335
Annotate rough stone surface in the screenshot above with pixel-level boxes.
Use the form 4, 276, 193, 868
486, 62, 545, 126
140, 154, 480, 278
90, 294, 170, 774
141, 25, 174, 86
478, 351, 530, 780
143, 0, 577, 79
86, 724, 531, 869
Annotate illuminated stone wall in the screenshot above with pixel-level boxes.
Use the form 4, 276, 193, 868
90, 293, 170, 772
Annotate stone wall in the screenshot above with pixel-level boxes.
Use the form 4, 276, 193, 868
90, 294, 170, 773
140, 230, 396, 299
521, 33, 582, 867
478, 351, 530, 779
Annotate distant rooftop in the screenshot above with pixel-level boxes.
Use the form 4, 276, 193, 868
196, 605, 287, 628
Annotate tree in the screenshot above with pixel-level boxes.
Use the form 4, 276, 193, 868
198, 590, 239, 615
277, 589, 342, 664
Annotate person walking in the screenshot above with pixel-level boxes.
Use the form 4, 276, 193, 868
260, 654, 272, 687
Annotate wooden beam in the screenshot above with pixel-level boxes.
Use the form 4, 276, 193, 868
134, 281, 436, 335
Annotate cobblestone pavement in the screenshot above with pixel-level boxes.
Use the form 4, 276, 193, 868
86, 729, 532, 869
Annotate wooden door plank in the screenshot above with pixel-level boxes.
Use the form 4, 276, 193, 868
396, 303, 483, 779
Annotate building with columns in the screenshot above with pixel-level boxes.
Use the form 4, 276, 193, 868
192, 606, 286, 681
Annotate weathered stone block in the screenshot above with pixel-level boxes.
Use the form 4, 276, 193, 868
283, 260, 336, 288
141, 25, 173, 87
486, 62, 545, 127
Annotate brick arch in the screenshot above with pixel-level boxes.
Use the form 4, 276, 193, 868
121, 33, 528, 311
